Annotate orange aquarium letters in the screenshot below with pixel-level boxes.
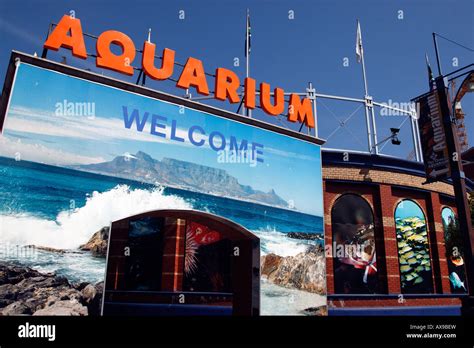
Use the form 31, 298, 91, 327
43, 15, 315, 128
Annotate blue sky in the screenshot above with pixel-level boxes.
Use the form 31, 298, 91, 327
395, 200, 426, 220
1, 63, 324, 216
0, 0, 472, 160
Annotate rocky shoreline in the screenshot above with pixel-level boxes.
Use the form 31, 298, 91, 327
0, 227, 328, 316
79, 226, 109, 257
0, 262, 103, 316
260, 245, 326, 295
286, 232, 323, 242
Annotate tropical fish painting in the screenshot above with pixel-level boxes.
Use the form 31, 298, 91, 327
449, 272, 466, 291
442, 207, 468, 293
395, 201, 434, 293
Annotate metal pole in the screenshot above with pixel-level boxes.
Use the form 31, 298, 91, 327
410, 116, 421, 162
435, 76, 474, 302
415, 117, 423, 162
363, 108, 373, 152
41, 24, 52, 59
307, 82, 318, 138
315, 93, 365, 103
433, 33, 443, 76
370, 104, 378, 154
364, 105, 373, 153
245, 8, 251, 118
416, 117, 423, 162
412, 115, 423, 162
359, 24, 374, 153
313, 95, 318, 139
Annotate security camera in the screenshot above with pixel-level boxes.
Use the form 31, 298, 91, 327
390, 128, 401, 145
390, 128, 402, 145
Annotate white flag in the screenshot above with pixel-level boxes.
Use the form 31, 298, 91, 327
356, 20, 363, 63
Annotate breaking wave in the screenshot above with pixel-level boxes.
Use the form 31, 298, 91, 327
253, 227, 316, 257
0, 185, 192, 249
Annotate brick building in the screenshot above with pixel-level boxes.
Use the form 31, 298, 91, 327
322, 149, 472, 315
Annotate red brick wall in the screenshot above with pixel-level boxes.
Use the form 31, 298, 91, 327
322, 164, 460, 309
378, 184, 400, 294
429, 192, 452, 293
161, 218, 186, 291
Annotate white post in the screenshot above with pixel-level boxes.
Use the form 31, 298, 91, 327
410, 116, 421, 162
370, 102, 378, 154
415, 117, 424, 162
307, 82, 318, 138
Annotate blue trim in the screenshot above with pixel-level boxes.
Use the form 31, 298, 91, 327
329, 305, 462, 316
328, 294, 468, 299
103, 302, 233, 316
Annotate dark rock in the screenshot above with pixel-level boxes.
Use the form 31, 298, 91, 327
0, 284, 19, 300
287, 232, 323, 241
303, 305, 328, 316
33, 300, 88, 316
79, 227, 109, 257
260, 254, 282, 277
84, 282, 103, 316
1, 301, 31, 315
81, 284, 97, 304
24, 245, 66, 254
74, 282, 90, 291
260, 247, 326, 295
0, 262, 101, 316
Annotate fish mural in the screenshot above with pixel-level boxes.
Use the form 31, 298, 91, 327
395, 201, 434, 293
449, 272, 466, 291
442, 207, 468, 293
332, 194, 380, 294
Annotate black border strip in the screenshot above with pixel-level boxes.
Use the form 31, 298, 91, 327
0, 51, 325, 145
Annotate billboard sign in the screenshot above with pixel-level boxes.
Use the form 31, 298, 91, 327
0, 52, 326, 315
413, 88, 451, 182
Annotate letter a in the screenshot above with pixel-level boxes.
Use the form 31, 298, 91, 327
44, 15, 87, 59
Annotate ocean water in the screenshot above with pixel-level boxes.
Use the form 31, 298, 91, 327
0, 156, 324, 314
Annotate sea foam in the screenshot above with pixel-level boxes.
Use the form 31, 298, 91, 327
253, 227, 315, 257
0, 185, 191, 249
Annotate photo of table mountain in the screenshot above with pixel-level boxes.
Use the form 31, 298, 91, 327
73, 151, 289, 208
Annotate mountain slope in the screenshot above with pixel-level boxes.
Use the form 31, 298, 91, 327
74, 151, 289, 208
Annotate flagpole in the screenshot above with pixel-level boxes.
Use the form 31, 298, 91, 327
358, 20, 378, 154
357, 20, 373, 153
245, 8, 251, 118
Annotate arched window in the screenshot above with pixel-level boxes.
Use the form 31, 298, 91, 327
332, 194, 378, 294
394, 200, 433, 293
442, 207, 468, 293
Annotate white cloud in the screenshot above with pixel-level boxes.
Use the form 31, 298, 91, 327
0, 135, 105, 165
4, 105, 318, 163
264, 145, 320, 162
5, 105, 205, 148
